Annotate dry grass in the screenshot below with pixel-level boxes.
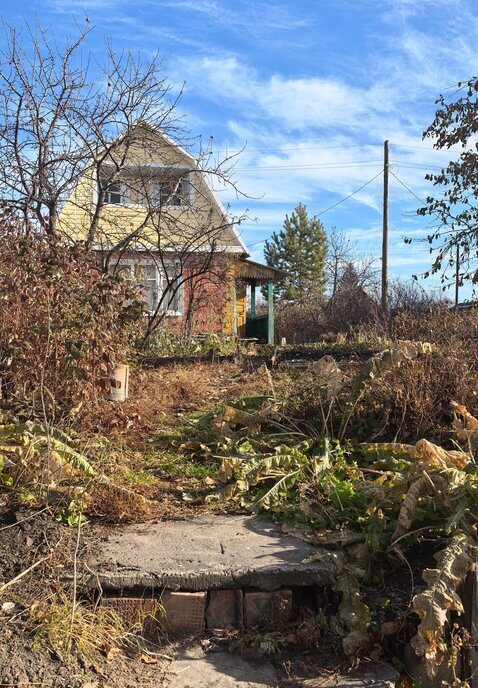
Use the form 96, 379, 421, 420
77, 361, 273, 449
34, 593, 126, 661
74, 361, 282, 521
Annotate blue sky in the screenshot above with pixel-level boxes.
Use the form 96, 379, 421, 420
2, 0, 478, 296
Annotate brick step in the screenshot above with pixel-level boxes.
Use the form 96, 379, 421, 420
100, 585, 330, 636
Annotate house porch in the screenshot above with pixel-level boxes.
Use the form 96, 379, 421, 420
232, 259, 284, 345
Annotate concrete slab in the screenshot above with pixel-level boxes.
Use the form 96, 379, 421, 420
162, 647, 398, 688
315, 664, 399, 687
164, 645, 278, 688
87, 515, 334, 592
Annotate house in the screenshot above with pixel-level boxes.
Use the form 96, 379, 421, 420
59, 122, 283, 343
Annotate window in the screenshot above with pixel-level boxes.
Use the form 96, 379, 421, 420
100, 179, 129, 205
116, 260, 183, 315
105, 183, 122, 204
98, 170, 192, 208
163, 269, 182, 313
136, 264, 160, 313
151, 173, 190, 208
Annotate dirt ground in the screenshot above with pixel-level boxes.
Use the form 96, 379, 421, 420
78, 361, 274, 446
78, 361, 281, 522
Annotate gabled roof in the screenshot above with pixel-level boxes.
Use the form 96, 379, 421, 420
127, 120, 249, 256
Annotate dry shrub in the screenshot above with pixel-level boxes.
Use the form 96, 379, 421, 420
348, 307, 478, 442
274, 300, 327, 343
0, 221, 142, 415
390, 305, 478, 347
274, 287, 381, 344
325, 285, 381, 334
360, 304, 478, 349
356, 343, 478, 443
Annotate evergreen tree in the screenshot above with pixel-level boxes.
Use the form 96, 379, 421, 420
336, 262, 361, 293
264, 203, 327, 302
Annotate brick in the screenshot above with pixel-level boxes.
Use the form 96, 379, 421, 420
160, 591, 206, 635
100, 596, 160, 636
101, 596, 156, 623
206, 589, 243, 629
244, 590, 293, 628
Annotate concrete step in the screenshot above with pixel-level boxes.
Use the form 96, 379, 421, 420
87, 515, 335, 592
86, 515, 335, 636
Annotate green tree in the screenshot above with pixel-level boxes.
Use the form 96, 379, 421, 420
263, 203, 327, 302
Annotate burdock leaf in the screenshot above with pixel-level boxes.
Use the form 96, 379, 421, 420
411, 531, 476, 678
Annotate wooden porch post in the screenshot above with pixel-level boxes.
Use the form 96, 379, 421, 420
232, 278, 237, 334
267, 278, 274, 345
250, 280, 256, 319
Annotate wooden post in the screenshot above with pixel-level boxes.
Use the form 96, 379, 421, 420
267, 279, 274, 345
381, 140, 389, 314
250, 280, 256, 319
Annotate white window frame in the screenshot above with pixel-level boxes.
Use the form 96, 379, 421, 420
98, 178, 130, 206
149, 168, 194, 210
116, 258, 183, 317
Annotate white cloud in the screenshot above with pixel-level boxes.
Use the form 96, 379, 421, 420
178, 56, 398, 134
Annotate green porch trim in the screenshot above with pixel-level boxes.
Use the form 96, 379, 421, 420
267, 278, 274, 345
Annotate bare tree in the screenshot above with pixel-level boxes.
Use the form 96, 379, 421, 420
388, 277, 447, 314
326, 227, 356, 296
0, 20, 246, 340
325, 259, 381, 333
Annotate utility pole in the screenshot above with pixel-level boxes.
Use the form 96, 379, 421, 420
381, 140, 389, 313
455, 245, 460, 308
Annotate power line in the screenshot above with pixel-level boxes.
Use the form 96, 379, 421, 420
236, 160, 382, 172
217, 143, 384, 154
389, 169, 427, 205
395, 162, 443, 169
234, 160, 445, 173
392, 143, 459, 152
245, 169, 383, 248
215, 141, 456, 156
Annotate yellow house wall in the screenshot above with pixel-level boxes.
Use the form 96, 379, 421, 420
58, 124, 242, 250
222, 262, 248, 337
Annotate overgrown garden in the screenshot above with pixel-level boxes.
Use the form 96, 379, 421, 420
2, 17, 478, 688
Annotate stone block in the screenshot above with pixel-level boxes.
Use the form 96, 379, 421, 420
86, 515, 335, 594
206, 589, 243, 629
160, 591, 206, 635
244, 589, 292, 628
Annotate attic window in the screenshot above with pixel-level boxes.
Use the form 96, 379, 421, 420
151, 173, 190, 208
101, 179, 128, 205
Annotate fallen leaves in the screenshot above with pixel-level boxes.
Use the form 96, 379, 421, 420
104, 642, 123, 662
